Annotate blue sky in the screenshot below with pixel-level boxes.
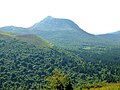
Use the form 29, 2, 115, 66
0, 0, 120, 34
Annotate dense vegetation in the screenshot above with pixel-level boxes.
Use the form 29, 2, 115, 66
0, 32, 120, 90
0, 32, 84, 89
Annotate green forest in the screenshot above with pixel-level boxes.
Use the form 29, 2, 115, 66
0, 31, 120, 90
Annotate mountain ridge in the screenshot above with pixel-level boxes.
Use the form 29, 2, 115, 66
0, 16, 120, 48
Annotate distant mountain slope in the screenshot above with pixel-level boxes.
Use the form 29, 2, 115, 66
98, 30, 120, 42
113, 30, 120, 35
0, 26, 29, 34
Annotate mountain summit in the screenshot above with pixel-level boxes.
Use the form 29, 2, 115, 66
31, 16, 86, 32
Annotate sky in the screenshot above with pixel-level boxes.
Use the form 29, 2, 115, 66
0, 0, 120, 34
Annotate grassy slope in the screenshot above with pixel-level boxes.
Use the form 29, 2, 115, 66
16, 34, 53, 47
0, 31, 52, 48
75, 83, 120, 90
90, 83, 120, 90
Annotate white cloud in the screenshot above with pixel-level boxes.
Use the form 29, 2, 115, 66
0, 0, 120, 34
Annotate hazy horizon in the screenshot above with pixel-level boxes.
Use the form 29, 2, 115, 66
0, 0, 120, 34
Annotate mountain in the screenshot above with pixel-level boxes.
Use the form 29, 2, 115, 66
98, 30, 120, 42
30, 16, 112, 48
31, 16, 87, 32
0, 16, 115, 48
113, 30, 120, 35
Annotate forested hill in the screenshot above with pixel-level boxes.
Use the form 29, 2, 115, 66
0, 32, 85, 89
0, 31, 120, 89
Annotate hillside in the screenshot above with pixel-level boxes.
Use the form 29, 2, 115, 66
16, 34, 52, 47
0, 31, 51, 48
0, 31, 85, 89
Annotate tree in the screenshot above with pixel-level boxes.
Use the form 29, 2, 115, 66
45, 69, 73, 90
